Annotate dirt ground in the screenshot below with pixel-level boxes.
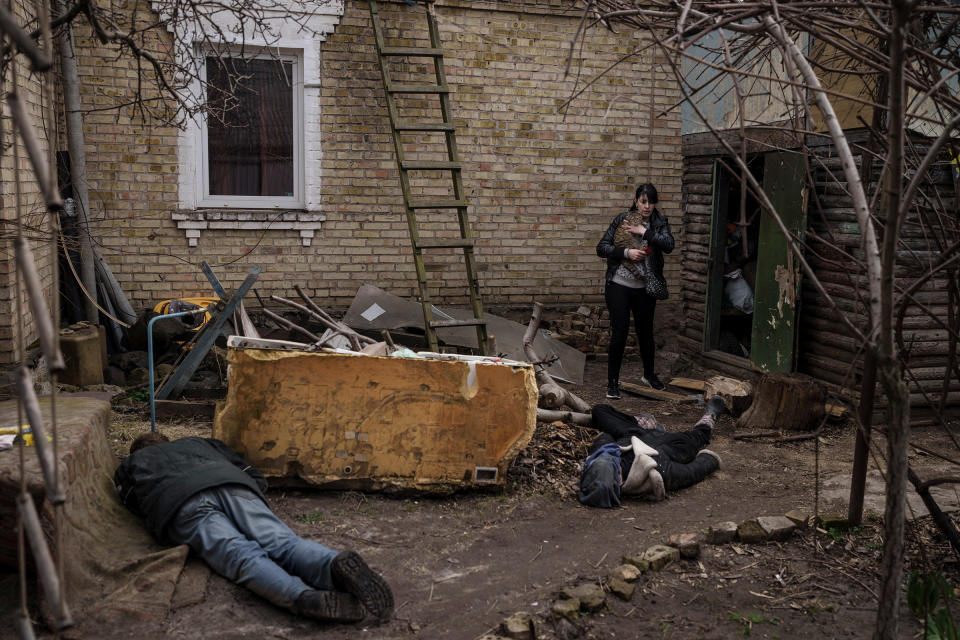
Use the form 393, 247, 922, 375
7, 350, 960, 639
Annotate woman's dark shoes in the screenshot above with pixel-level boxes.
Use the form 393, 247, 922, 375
331, 551, 394, 624
293, 589, 365, 622
641, 373, 665, 391
606, 379, 621, 399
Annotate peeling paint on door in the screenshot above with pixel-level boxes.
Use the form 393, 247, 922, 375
774, 261, 796, 317
750, 152, 806, 372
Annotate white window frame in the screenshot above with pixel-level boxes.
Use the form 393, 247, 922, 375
197, 48, 305, 210
162, 1, 344, 247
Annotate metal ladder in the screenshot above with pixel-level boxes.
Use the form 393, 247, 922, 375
368, 0, 488, 354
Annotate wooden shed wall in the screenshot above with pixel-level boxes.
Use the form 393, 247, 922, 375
681, 129, 960, 421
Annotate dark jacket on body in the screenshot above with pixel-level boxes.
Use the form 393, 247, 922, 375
596, 208, 675, 285
114, 437, 268, 543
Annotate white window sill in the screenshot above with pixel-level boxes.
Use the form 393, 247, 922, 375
172, 209, 325, 247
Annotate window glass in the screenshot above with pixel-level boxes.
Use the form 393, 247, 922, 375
205, 57, 294, 198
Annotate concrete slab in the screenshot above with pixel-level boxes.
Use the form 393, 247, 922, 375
213, 347, 539, 492
0, 396, 187, 630
821, 468, 960, 519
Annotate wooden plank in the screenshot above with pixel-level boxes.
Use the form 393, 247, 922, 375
619, 382, 692, 402
669, 377, 705, 391
825, 403, 847, 419
154, 400, 217, 420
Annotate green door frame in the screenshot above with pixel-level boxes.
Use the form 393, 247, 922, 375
703, 161, 729, 352
702, 153, 806, 372
750, 152, 807, 372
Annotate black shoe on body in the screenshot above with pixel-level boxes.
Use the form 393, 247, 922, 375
641, 373, 665, 391
606, 379, 621, 399
293, 589, 365, 622
705, 395, 726, 419
331, 551, 394, 624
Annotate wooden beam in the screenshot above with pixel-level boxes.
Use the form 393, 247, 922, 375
668, 377, 705, 391
620, 382, 692, 403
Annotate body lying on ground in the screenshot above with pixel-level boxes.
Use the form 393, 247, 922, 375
578, 397, 725, 508
114, 433, 394, 624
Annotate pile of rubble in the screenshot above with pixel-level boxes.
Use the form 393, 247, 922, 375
507, 419, 595, 498
104, 346, 227, 393
544, 306, 640, 359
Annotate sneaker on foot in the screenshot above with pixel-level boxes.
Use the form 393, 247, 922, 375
641, 373, 665, 391
606, 380, 621, 399
331, 551, 394, 624
293, 589, 365, 622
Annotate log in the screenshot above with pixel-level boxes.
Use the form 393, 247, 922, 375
619, 382, 692, 403
537, 409, 592, 427
703, 375, 754, 418
538, 381, 565, 410
523, 302, 590, 413
735, 372, 826, 432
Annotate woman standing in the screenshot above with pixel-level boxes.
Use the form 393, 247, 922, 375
596, 183, 675, 399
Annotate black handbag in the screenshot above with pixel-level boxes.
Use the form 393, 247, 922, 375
645, 272, 669, 300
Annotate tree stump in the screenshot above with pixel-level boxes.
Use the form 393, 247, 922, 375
703, 375, 753, 418
735, 372, 826, 432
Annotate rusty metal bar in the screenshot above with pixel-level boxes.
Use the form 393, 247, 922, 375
14, 612, 35, 639
0, 4, 51, 70
17, 494, 72, 629
15, 238, 65, 372
15, 368, 65, 505
6, 93, 62, 210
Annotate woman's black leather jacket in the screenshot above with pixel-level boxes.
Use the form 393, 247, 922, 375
596, 208, 675, 285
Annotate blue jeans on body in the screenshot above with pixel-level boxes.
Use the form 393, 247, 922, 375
166, 485, 338, 609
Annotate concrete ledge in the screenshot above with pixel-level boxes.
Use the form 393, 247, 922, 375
0, 395, 166, 624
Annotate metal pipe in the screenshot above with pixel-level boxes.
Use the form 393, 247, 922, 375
148, 310, 207, 432
6, 93, 62, 210
15, 368, 64, 505
14, 611, 36, 639
15, 238, 64, 371
0, 4, 52, 71
58, 4, 96, 323
17, 494, 72, 629
93, 247, 136, 325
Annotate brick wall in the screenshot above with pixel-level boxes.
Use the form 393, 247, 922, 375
318, 0, 684, 307
1, 0, 684, 362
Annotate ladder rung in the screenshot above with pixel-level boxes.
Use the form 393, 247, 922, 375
408, 199, 468, 209
387, 83, 450, 94
430, 319, 486, 329
415, 238, 475, 249
394, 120, 455, 132
401, 161, 461, 171
381, 46, 444, 57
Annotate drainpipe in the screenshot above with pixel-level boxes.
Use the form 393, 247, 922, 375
57, 1, 97, 323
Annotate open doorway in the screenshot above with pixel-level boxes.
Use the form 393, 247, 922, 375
704, 152, 807, 372
706, 156, 764, 360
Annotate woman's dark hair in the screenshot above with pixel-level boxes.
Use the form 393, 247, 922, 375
130, 431, 170, 454
630, 183, 659, 210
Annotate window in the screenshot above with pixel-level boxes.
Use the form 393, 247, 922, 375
199, 52, 303, 208
172, 29, 333, 246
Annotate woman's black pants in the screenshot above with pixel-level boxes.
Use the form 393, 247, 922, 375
605, 281, 657, 381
